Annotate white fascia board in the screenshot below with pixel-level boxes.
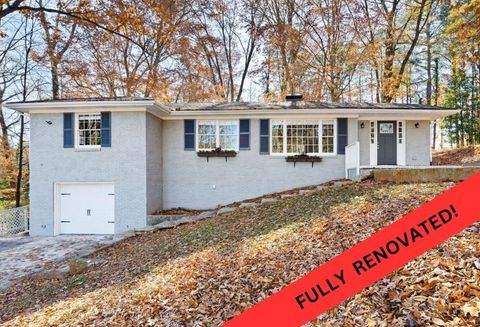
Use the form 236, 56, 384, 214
164, 108, 459, 120
358, 109, 459, 120
5, 100, 171, 118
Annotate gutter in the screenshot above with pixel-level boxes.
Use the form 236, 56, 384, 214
5, 100, 459, 120
163, 108, 460, 120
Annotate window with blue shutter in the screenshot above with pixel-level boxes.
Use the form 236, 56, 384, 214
101, 112, 111, 147
63, 113, 74, 148
260, 119, 269, 154
239, 119, 250, 150
184, 120, 195, 150
337, 118, 348, 154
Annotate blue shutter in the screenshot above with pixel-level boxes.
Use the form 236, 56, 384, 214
63, 113, 74, 148
184, 120, 195, 150
101, 112, 111, 147
239, 119, 250, 150
259, 119, 269, 154
337, 118, 348, 154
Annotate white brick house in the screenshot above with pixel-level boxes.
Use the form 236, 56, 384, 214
6, 98, 458, 236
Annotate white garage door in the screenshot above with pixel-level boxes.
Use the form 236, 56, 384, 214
58, 183, 115, 234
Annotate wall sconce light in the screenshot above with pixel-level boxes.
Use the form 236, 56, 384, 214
360, 122, 365, 128
45, 121, 53, 125
414, 122, 420, 128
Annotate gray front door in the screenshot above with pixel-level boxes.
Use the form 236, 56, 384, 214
377, 121, 397, 165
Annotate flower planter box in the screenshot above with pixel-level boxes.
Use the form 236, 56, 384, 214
286, 155, 323, 167
197, 150, 237, 162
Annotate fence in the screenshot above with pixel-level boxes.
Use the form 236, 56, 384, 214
0, 206, 29, 237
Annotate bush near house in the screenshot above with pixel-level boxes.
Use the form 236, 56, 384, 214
0, 181, 479, 326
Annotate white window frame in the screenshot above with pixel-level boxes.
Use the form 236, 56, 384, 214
397, 120, 406, 165
269, 119, 337, 156
196, 120, 240, 152
75, 113, 102, 149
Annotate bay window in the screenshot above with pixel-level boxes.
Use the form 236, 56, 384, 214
197, 120, 239, 151
271, 119, 336, 155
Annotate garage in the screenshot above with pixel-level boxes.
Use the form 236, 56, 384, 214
57, 183, 115, 234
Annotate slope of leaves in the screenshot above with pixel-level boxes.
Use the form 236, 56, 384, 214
433, 145, 480, 166
0, 181, 479, 326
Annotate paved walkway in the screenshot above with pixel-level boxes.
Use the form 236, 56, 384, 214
0, 235, 112, 290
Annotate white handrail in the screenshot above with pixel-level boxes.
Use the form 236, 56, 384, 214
345, 141, 360, 179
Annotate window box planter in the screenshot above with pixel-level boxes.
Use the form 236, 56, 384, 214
286, 154, 323, 167
197, 148, 237, 162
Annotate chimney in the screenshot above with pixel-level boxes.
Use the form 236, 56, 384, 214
285, 94, 303, 102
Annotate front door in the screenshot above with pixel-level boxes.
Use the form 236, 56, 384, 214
377, 121, 397, 165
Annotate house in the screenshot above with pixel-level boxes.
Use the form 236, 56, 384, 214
6, 97, 458, 236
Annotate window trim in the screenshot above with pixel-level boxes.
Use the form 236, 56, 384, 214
74, 113, 102, 149
269, 119, 337, 156
195, 119, 240, 152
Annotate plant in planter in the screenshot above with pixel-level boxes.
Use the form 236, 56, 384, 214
286, 152, 323, 167
197, 147, 237, 161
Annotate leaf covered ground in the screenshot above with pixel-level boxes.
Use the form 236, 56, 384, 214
0, 181, 479, 326
433, 145, 480, 166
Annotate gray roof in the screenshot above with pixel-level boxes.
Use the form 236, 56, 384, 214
168, 101, 449, 111
7, 97, 450, 111
7, 96, 154, 104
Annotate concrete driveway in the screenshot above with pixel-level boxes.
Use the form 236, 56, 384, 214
0, 235, 113, 290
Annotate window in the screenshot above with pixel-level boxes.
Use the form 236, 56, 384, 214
270, 119, 336, 155
379, 123, 394, 134
398, 121, 403, 144
76, 113, 101, 148
322, 120, 334, 153
197, 120, 239, 151
370, 121, 375, 144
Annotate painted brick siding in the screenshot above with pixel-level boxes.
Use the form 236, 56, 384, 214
161, 119, 346, 209
358, 120, 370, 166
29, 112, 148, 236
406, 120, 431, 165
348, 118, 358, 145
146, 113, 163, 214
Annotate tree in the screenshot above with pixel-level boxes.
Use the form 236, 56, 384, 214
299, 0, 363, 101
261, 0, 307, 96
0, 15, 25, 151
35, 0, 77, 99
443, 0, 480, 147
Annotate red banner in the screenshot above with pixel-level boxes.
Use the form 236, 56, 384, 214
223, 173, 480, 327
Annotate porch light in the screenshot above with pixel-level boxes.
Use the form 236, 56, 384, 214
415, 122, 420, 128
360, 122, 365, 128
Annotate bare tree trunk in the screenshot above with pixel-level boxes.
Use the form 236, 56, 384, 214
51, 61, 60, 99
236, 44, 254, 101
0, 108, 9, 150
432, 58, 439, 149
15, 114, 24, 207
426, 22, 432, 105
15, 17, 33, 207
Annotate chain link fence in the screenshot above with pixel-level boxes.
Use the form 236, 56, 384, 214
0, 206, 29, 237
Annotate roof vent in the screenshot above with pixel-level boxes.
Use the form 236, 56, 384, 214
285, 94, 303, 102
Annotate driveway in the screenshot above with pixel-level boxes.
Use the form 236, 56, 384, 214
0, 235, 113, 290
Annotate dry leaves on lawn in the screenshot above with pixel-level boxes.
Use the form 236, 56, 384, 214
0, 181, 479, 327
